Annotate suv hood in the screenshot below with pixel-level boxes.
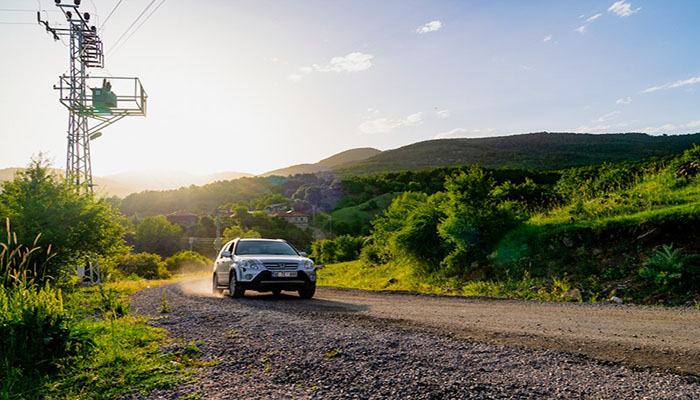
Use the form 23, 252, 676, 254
237, 255, 307, 263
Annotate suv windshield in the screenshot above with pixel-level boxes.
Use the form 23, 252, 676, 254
235, 240, 298, 256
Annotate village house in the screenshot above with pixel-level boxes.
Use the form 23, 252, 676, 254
166, 210, 199, 227
275, 210, 309, 230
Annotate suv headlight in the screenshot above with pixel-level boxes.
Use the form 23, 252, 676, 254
301, 259, 315, 270
239, 259, 264, 270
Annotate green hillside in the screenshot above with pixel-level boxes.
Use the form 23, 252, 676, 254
261, 147, 381, 177
334, 132, 700, 176
330, 192, 400, 236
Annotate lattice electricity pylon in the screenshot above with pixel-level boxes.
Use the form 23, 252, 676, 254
38, 0, 147, 195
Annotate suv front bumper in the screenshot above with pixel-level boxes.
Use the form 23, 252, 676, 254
238, 270, 316, 292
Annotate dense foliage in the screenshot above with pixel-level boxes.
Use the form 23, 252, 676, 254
311, 235, 364, 264
116, 252, 170, 280
134, 216, 182, 257
0, 159, 127, 283
163, 251, 212, 274
322, 146, 700, 304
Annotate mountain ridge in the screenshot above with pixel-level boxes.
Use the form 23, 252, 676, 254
333, 132, 700, 176
260, 147, 381, 177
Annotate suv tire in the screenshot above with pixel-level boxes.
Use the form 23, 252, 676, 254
212, 274, 223, 295
298, 285, 315, 299
229, 273, 245, 298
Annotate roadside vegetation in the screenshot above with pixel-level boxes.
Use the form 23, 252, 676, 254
316, 146, 700, 305
0, 160, 207, 399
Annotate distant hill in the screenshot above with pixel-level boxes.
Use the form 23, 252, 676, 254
0, 168, 252, 198
261, 148, 381, 177
334, 132, 700, 176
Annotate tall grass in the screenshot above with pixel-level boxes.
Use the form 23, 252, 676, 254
0, 218, 92, 395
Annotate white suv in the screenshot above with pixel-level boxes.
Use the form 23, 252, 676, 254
212, 238, 316, 299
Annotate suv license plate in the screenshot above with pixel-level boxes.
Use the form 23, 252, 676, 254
273, 271, 297, 278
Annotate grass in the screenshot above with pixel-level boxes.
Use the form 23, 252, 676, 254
317, 260, 587, 302
2, 275, 205, 399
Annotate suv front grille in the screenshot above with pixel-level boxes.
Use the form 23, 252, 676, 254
264, 262, 299, 270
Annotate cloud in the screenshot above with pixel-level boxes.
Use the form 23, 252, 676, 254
616, 97, 632, 105
595, 111, 621, 123
290, 52, 374, 81
641, 76, 700, 94
575, 25, 586, 34
608, 1, 640, 17
575, 122, 629, 134
312, 52, 374, 73
416, 20, 442, 34
359, 112, 423, 134
435, 128, 495, 139
585, 13, 603, 23
642, 120, 700, 134
435, 109, 450, 119
543, 35, 552, 42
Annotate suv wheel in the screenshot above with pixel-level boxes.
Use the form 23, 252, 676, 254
298, 285, 315, 299
212, 274, 223, 295
229, 272, 245, 298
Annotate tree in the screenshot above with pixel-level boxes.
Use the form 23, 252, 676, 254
222, 224, 261, 243
134, 216, 182, 257
437, 166, 524, 276
0, 157, 127, 283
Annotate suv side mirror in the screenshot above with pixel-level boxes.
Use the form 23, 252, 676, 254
299, 252, 308, 257
220, 251, 232, 258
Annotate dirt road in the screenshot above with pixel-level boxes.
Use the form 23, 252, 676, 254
131, 280, 700, 399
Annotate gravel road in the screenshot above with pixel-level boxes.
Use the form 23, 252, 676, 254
131, 280, 700, 399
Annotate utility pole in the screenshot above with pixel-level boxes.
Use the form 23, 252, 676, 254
39, 0, 147, 195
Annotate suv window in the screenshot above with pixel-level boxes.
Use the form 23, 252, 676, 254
235, 241, 298, 256
218, 242, 233, 258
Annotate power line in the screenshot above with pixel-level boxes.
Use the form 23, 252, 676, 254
100, 0, 122, 30
0, 8, 58, 12
107, 0, 157, 54
109, 0, 166, 56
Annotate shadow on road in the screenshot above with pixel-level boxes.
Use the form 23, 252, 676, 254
236, 292, 370, 312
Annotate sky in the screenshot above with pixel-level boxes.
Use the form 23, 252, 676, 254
1, 0, 699, 176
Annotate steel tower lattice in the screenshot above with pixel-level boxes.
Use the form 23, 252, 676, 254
39, 0, 147, 195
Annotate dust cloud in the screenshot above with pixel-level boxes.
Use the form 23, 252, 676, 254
178, 278, 223, 298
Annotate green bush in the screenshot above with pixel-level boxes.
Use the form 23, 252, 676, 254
163, 251, 211, 274
639, 244, 700, 293
117, 253, 170, 280
311, 235, 364, 264
0, 233, 92, 383
0, 283, 92, 379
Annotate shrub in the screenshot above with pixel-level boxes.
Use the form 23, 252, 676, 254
437, 167, 524, 277
0, 232, 92, 382
638, 244, 700, 293
163, 251, 211, 274
311, 235, 364, 264
0, 283, 92, 378
117, 253, 170, 280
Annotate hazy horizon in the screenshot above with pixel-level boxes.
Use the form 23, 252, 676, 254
2, 0, 699, 175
